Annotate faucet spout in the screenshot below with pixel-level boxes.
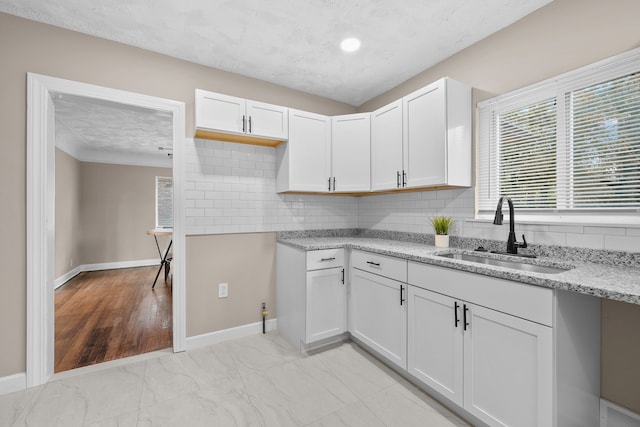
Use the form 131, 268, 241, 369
493, 196, 526, 254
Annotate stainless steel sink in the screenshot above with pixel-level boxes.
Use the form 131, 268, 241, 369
437, 252, 571, 274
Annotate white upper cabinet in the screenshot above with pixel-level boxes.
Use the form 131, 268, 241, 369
331, 113, 371, 193
245, 100, 289, 140
371, 77, 471, 191
276, 108, 331, 193
195, 89, 288, 145
403, 78, 470, 188
371, 100, 404, 191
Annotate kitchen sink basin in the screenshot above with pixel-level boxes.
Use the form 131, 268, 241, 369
437, 252, 572, 274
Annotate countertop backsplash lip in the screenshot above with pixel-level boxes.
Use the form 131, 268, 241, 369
276, 231, 640, 305
277, 228, 640, 268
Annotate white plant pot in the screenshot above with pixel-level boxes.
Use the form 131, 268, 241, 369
434, 234, 449, 248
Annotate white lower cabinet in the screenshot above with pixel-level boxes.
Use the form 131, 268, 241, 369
276, 244, 346, 350
407, 287, 464, 406
408, 285, 553, 426
349, 250, 408, 369
408, 261, 600, 427
350, 268, 407, 370
306, 267, 347, 343
463, 303, 552, 427
278, 246, 600, 426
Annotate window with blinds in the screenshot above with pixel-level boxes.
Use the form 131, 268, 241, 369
156, 176, 173, 228
477, 49, 640, 221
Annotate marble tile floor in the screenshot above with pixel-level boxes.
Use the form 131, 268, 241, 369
0, 332, 470, 427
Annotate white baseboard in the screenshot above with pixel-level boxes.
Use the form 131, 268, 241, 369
55, 259, 160, 289
54, 266, 82, 289
0, 372, 26, 396
186, 318, 278, 350
1, 320, 277, 396
81, 259, 159, 272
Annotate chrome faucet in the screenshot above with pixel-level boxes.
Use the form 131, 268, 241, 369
493, 196, 527, 254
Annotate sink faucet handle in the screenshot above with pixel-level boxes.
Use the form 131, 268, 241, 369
520, 234, 528, 248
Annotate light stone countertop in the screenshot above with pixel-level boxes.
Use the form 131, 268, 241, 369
278, 236, 640, 305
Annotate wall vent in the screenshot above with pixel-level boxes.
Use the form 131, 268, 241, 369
601, 399, 640, 427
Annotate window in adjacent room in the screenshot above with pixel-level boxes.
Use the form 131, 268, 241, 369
477, 48, 640, 224
155, 176, 173, 228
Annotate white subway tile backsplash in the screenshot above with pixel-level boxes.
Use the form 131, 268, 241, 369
566, 233, 604, 249
604, 235, 640, 252
584, 226, 627, 236
185, 138, 358, 235
195, 199, 214, 209
184, 138, 640, 252
532, 231, 567, 246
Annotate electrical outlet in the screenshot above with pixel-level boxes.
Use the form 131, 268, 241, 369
218, 283, 229, 298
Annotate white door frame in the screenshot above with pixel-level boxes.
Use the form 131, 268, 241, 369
26, 73, 187, 387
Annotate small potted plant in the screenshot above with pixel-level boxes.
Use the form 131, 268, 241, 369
430, 216, 454, 248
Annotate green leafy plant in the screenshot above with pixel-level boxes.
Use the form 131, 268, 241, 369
429, 216, 454, 235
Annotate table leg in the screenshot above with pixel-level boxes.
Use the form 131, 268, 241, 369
152, 238, 172, 289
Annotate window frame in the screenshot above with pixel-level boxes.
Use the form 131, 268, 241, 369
477, 47, 640, 225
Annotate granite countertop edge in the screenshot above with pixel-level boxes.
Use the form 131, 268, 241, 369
277, 237, 640, 305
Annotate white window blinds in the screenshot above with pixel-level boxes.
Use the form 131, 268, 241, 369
568, 72, 640, 208
478, 48, 640, 219
156, 176, 173, 228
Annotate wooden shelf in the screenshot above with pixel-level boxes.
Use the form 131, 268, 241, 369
194, 128, 285, 147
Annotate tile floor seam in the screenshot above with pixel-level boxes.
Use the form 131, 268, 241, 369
232, 347, 267, 427
2, 333, 469, 426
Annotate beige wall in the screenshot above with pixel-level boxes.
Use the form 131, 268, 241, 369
55, 149, 170, 278
79, 161, 171, 265
359, 0, 640, 112
602, 299, 640, 414
0, 11, 354, 377
186, 233, 276, 337
55, 149, 82, 279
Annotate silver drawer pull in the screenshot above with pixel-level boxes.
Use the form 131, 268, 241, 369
366, 261, 381, 267
320, 257, 336, 262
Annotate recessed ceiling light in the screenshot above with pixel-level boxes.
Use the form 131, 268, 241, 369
340, 37, 361, 53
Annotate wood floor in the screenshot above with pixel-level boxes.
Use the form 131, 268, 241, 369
55, 266, 172, 373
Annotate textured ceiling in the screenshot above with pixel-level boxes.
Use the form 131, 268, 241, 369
0, 0, 553, 106
53, 93, 173, 167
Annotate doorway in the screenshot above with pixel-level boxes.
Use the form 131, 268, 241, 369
27, 73, 186, 387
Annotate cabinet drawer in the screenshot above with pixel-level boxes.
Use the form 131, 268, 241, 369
306, 248, 344, 270
408, 261, 553, 326
351, 250, 407, 282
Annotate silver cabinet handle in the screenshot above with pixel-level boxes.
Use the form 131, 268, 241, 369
320, 257, 336, 262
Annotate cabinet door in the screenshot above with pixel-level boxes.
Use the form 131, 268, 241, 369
331, 113, 371, 192
196, 90, 246, 134
463, 303, 553, 427
246, 100, 288, 140
286, 109, 331, 192
403, 80, 447, 187
371, 100, 404, 191
407, 286, 463, 406
305, 267, 346, 344
350, 268, 407, 369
